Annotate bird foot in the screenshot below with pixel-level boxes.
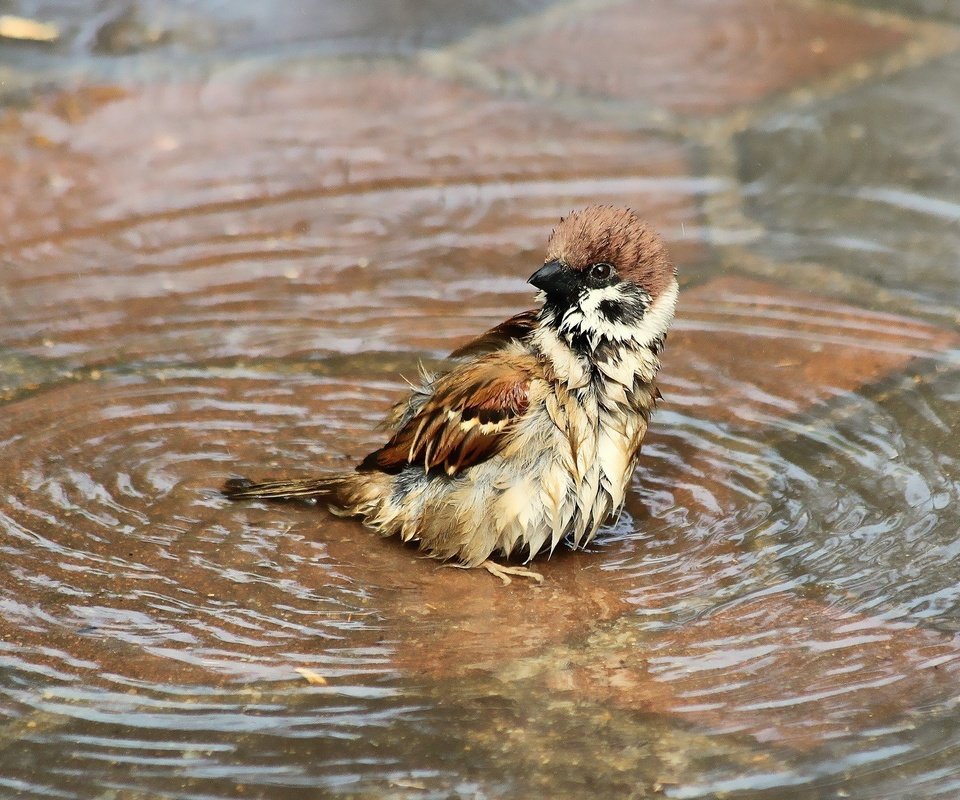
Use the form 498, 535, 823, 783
444, 560, 544, 586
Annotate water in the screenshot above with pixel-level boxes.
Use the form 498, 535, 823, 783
2, 1, 960, 798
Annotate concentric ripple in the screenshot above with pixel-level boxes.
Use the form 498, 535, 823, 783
0, 368, 396, 684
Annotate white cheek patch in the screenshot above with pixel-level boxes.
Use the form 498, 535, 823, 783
629, 278, 679, 348
557, 278, 678, 350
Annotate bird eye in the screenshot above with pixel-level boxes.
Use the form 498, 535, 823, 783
590, 263, 613, 281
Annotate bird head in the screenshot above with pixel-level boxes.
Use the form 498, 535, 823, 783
529, 206, 678, 351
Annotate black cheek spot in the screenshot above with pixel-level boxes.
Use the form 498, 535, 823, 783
597, 299, 624, 322
600, 291, 650, 326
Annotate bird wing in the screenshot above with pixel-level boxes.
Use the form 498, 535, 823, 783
359, 352, 537, 477
448, 309, 539, 358
376, 310, 539, 433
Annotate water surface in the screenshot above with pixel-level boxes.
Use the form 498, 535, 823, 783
2, 1, 960, 798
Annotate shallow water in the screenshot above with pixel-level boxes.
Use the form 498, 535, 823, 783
2, 1, 960, 798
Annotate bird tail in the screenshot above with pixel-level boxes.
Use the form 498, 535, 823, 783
221, 475, 344, 502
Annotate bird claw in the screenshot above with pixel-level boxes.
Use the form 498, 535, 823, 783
443, 560, 544, 586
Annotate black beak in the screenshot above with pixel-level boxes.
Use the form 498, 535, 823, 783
528, 260, 580, 304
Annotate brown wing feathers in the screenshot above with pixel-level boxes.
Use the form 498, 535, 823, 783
448, 309, 538, 359
359, 354, 536, 476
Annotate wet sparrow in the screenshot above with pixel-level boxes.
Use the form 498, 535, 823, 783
223, 206, 678, 584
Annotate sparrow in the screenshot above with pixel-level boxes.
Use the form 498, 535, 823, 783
223, 206, 679, 584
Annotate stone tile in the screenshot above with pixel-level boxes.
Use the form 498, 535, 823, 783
383, 521, 960, 749
0, 370, 397, 686
478, 0, 906, 116
737, 50, 960, 308
0, 69, 703, 371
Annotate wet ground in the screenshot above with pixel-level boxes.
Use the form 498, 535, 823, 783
1, 1, 960, 798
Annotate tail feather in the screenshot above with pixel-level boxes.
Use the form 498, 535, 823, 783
222, 476, 340, 502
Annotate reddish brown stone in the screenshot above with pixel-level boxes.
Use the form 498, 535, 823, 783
480, 0, 906, 116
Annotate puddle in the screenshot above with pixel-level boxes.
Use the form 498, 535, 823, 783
2, 2, 960, 798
